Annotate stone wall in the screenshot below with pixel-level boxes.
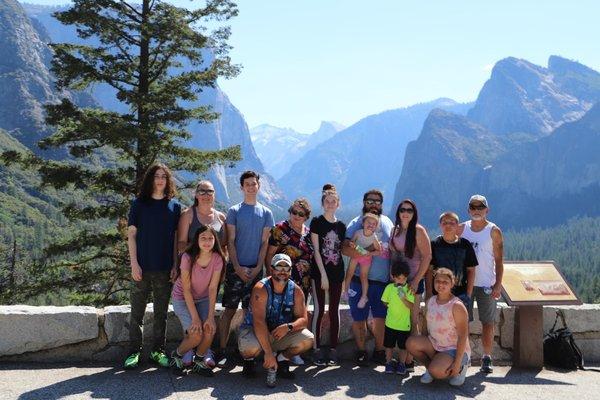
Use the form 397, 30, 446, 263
1, 304, 599, 363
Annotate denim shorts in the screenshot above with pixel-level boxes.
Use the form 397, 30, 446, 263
442, 349, 470, 366
348, 277, 387, 321
172, 298, 209, 332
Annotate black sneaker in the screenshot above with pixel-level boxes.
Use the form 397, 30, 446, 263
242, 359, 256, 378
277, 360, 295, 379
215, 349, 231, 369
480, 355, 493, 373
372, 349, 386, 366
328, 348, 339, 366
313, 348, 327, 366
405, 361, 415, 373
356, 350, 369, 367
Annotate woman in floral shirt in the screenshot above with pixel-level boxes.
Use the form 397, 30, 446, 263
266, 197, 314, 302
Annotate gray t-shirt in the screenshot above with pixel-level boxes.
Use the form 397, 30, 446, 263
226, 202, 275, 266
346, 214, 393, 283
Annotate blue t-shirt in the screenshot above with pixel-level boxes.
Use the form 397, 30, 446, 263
346, 213, 393, 283
128, 197, 181, 272
226, 202, 275, 266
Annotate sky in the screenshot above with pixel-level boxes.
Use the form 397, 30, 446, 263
25, 1, 600, 133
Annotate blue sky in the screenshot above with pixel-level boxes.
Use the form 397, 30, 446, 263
25, 1, 600, 132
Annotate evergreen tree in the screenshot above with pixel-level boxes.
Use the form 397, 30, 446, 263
1, 0, 241, 305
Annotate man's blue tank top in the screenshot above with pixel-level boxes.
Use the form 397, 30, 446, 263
243, 277, 295, 331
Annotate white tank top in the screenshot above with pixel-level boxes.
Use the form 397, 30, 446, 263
461, 220, 496, 287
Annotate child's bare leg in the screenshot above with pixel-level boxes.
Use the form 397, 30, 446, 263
357, 261, 371, 308
344, 259, 358, 294
385, 347, 394, 363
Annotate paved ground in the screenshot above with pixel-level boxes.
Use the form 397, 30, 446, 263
1, 362, 599, 400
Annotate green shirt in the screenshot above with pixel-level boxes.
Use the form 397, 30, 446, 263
381, 283, 414, 331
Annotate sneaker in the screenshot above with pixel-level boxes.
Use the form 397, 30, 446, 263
327, 348, 339, 366
215, 349, 229, 368
356, 350, 369, 367
170, 350, 184, 370
385, 361, 396, 374
313, 348, 327, 366
149, 350, 170, 368
203, 349, 216, 369
480, 355, 493, 373
276, 360, 295, 379
182, 349, 194, 367
192, 357, 214, 377
291, 354, 305, 366
372, 349, 387, 366
449, 365, 468, 386
357, 296, 368, 309
405, 361, 415, 373
396, 362, 407, 375
123, 351, 140, 369
266, 367, 277, 388
420, 370, 434, 384
242, 359, 256, 378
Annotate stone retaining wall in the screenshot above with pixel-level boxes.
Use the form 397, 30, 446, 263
1, 304, 599, 363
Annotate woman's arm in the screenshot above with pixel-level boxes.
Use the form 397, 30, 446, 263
412, 225, 432, 290
177, 209, 191, 253
310, 232, 329, 289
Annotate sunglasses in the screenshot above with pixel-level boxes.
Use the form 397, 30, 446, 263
399, 207, 414, 214
469, 204, 487, 211
289, 209, 306, 218
365, 199, 382, 205
272, 264, 292, 272
196, 189, 215, 195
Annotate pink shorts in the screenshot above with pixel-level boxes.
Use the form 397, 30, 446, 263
355, 255, 372, 267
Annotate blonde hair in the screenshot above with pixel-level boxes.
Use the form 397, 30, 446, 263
433, 267, 456, 285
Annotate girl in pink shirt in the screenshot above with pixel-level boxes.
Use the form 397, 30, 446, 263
406, 268, 471, 386
171, 225, 224, 374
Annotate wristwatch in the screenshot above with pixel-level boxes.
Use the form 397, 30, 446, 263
287, 323, 293, 332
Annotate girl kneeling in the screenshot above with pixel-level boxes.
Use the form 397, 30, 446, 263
171, 225, 224, 375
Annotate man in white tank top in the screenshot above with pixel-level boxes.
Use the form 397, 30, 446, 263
458, 194, 504, 374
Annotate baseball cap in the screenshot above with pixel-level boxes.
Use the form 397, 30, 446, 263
271, 253, 292, 267
469, 194, 488, 208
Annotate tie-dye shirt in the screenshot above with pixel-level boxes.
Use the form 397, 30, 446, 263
426, 295, 471, 356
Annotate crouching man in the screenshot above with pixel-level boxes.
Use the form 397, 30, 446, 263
238, 253, 314, 388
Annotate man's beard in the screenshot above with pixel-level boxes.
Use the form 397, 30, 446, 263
362, 205, 382, 215
273, 274, 289, 283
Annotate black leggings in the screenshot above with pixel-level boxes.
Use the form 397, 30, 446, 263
311, 278, 342, 349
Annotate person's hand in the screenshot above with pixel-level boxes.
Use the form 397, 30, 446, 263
492, 283, 502, 300
297, 260, 310, 274
446, 360, 462, 377
189, 318, 203, 335
234, 266, 250, 283
321, 275, 329, 291
271, 324, 290, 340
170, 267, 178, 283
409, 280, 419, 294
263, 352, 278, 370
203, 318, 216, 336
131, 262, 143, 281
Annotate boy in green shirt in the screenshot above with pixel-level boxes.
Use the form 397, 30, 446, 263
381, 259, 414, 375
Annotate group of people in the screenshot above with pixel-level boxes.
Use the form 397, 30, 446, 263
124, 163, 504, 388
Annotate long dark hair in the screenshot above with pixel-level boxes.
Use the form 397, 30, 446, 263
392, 199, 418, 259
177, 224, 226, 279
138, 163, 177, 201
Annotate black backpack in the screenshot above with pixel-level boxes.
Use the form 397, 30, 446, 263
543, 309, 584, 370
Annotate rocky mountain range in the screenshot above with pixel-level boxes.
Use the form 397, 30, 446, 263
393, 56, 600, 229
250, 121, 344, 180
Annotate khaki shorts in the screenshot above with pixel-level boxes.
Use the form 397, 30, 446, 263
238, 326, 314, 354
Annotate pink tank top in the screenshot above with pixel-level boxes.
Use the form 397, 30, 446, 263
426, 296, 471, 356
391, 229, 422, 280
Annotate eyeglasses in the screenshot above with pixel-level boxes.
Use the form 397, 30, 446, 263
196, 189, 215, 196
365, 198, 382, 205
289, 209, 306, 218
399, 207, 414, 214
272, 264, 292, 272
469, 204, 487, 211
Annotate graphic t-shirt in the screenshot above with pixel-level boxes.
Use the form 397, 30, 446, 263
430, 236, 478, 296
172, 252, 223, 300
269, 220, 314, 293
128, 197, 181, 272
309, 215, 346, 283
226, 202, 275, 266
381, 283, 414, 331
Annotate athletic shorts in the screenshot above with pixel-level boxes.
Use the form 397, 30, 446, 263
238, 326, 314, 355
348, 277, 387, 321
384, 326, 410, 349
222, 263, 263, 310
472, 286, 498, 323
172, 298, 209, 332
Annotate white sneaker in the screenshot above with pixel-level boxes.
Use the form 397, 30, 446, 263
449, 365, 468, 386
420, 370, 434, 384
291, 354, 305, 365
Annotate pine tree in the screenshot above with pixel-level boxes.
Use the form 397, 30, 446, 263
1, 0, 241, 305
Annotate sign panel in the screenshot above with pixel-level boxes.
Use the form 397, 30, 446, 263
501, 261, 581, 306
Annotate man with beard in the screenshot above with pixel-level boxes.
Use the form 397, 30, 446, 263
458, 195, 504, 374
238, 254, 314, 388
342, 189, 394, 366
